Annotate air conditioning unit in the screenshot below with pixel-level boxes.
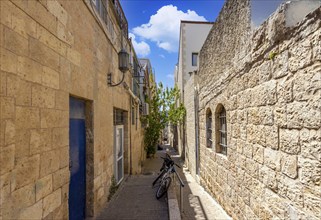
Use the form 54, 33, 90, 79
142, 103, 149, 116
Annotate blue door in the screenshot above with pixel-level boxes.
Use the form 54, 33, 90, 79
69, 97, 86, 220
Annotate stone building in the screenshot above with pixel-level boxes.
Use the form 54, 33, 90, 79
195, 0, 321, 219
174, 21, 213, 164
0, 0, 147, 219
139, 58, 153, 118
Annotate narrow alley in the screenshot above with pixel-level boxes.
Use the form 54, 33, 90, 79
92, 145, 231, 220
1, 0, 320, 219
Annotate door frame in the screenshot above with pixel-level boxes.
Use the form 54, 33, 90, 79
68, 96, 94, 218
114, 125, 124, 184
69, 97, 86, 220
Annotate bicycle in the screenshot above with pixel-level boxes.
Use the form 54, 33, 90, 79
152, 153, 173, 187
153, 153, 183, 199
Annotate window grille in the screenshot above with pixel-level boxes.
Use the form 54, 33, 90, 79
92, 0, 108, 25
218, 107, 227, 155
206, 110, 212, 148
114, 109, 124, 125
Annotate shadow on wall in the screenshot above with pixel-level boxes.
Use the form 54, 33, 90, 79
251, 0, 321, 28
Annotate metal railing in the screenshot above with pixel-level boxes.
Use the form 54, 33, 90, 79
91, 0, 128, 38
110, 0, 128, 37
173, 166, 185, 213
92, 0, 108, 25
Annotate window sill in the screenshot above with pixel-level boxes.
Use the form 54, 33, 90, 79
216, 152, 228, 160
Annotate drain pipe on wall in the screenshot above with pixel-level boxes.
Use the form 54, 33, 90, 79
129, 95, 132, 175
123, 82, 141, 105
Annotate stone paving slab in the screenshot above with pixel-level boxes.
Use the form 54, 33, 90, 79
161, 145, 231, 220
90, 145, 231, 220
94, 176, 169, 220
92, 151, 169, 220
179, 170, 232, 220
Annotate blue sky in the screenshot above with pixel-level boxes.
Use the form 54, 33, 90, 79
120, 0, 287, 88
120, 0, 225, 88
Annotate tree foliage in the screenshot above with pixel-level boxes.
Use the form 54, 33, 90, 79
142, 81, 186, 157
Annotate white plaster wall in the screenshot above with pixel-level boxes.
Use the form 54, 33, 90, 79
181, 22, 213, 84
285, 0, 321, 27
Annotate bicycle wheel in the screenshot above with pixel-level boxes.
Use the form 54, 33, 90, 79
156, 177, 171, 199
152, 169, 166, 186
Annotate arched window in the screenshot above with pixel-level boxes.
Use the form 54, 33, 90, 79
206, 108, 212, 148
216, 105, 227, 155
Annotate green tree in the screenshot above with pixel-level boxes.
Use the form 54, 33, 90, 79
142, 81, 186, 158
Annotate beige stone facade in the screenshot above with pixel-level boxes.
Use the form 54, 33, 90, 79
0, 0, 145, 219
183, 74, 199, 178
197, 0, 321, 219
175, 21, 213, 164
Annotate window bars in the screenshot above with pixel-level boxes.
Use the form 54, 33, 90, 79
206, 111, 212, 148
219, 108, 227, 155
114, 109, 124, 125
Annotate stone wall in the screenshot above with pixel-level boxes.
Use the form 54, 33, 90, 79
177, 21, 213, 160
184, 74, 197, 176
198, 0, 321, 219
130, 106, 144, 175
0, 0, 144, 219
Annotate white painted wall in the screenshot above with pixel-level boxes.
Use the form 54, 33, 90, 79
182, 22, 213, 85
285, 0, 321, 27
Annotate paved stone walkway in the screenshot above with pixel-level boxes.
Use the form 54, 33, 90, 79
93, 150, 169, 220
95, 175, 168, 220
162, 145, 231, 220
179, 169, 232, 220
91, 145, 231, 220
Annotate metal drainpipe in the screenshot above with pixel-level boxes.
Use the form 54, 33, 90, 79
129, 84, 133, 175
123, 81, 139, 175
194, 72, 200, 175
195, 85, 199, 175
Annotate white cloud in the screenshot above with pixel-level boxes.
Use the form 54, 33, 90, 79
129, 33, 151, 57
159, 54, 165, 59
166, 74, 174, 79
133, 5, 207, 52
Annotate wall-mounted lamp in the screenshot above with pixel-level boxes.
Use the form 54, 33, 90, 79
107, 49, 129, 87
118, 48, 129, 72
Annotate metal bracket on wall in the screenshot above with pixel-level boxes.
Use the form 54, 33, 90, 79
107, 72, 125, 87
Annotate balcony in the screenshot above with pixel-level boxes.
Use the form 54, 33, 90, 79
92, 0, 128, 38
110, 0, 128, 37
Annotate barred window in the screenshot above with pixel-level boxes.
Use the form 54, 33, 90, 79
92, 0, 108, 24
216, 105, 227, 155
206, 109, 212, 148
114, 109, 124, 125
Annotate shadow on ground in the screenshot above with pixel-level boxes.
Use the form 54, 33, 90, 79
160, 145, 208, 220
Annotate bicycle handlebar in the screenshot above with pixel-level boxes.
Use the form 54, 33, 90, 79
159, 154, 184, 187
160, 156, 181, 168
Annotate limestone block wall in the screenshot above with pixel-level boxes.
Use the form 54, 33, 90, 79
198, 0, 321, 219
184, 74, 197, 177
0, 0, 143, 219
130, 107, 144, 175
